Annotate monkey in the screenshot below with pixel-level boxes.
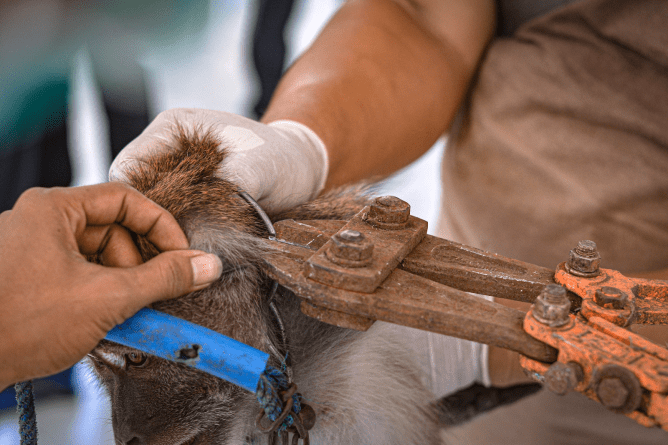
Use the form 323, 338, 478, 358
86, 126, 446, 445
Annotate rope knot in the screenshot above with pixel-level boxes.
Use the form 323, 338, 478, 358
256, 367, 315, 445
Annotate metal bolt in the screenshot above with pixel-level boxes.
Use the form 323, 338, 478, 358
594, 286, 628, 309
338, 229, 364, 243
326, 229, 374, 267
597, 378, 629, 409
532, 284, 571, 327
593, 364, 642, 413
366, 196, 410, 229
566, 240, 601, 277
544, 362, 583, 395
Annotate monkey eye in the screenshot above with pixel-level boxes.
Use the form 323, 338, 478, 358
125, 351, 148, 368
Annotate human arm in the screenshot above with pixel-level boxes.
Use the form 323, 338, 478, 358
261, 0, 496, 188
111, 0, 495, 212
0, 183, 222, 390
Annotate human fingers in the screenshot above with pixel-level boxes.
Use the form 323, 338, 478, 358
79, 224, 144, 267
63, 182, 189, 253
92, 250, 223, 323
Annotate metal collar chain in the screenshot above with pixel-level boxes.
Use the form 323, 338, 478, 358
237, 191, 292, 380
238, 191, 276, 238
255, 379, 315, 445
238, 191, 313, 444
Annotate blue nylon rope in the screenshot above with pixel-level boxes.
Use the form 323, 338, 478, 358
15, 380, 37, 445
256, 366, 302, 432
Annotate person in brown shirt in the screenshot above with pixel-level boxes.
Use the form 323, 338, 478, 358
113, 0, 668, 443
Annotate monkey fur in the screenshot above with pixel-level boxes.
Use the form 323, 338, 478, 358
87, 127, 445, 445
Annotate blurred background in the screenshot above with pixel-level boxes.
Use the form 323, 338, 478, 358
0, 0, 443, 443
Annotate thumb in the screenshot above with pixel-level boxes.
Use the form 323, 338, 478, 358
116, 250, 223, 312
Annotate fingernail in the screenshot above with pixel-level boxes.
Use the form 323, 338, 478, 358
191, 254, 223, 286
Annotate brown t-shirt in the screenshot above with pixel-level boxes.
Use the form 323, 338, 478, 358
440, 1, 668, 444
440, 0, 668, 274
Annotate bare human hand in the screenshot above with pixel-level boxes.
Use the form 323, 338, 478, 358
0, 182, 222, 389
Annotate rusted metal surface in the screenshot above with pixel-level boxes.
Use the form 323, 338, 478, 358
326, 230, 375, 268
266, 222, 668, 432
263, 236, 557, 362
399, 236, 561, 305
273, 219, 346, 251
521, 310, 668, 430
305, 199, 428, 293
264, 197, 557, 360
544, 361, 583, 395
565, 240, 601, 278
299, 301, 374, 331
594, 286, 628, 309
364, 196, 411, 230
521, 242, 668, 431
649, 393, 668, 430
593, 364, 642, 413
555, 263, 668, 325
532, 284, 572, 327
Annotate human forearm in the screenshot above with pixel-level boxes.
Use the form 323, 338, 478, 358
261, 0, 495, 188
108, 1, 494, 213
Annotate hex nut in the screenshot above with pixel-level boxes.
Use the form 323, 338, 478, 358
593, 364, 642, 413
326, 229, 374, 267
532, 284, 571, 327
545, 362, 583, 395
594, 286, 628, 310
566, 240, 601, 277
337, 229, 364, 243
365, 196, 410, 229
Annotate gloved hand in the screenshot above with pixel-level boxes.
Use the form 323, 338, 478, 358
109, 108, 329, 213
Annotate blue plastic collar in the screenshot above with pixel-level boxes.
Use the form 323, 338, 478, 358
105, 308, 269, 393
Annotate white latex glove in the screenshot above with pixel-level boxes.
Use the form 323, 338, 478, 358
109, 108, 329, 213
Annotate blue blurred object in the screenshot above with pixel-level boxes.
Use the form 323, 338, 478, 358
0, 369, 74, 410
0, 0, 210, 211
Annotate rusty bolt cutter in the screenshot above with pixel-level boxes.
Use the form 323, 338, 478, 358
260, 195, 668, 432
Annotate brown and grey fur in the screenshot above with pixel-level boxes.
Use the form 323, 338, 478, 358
88, 128, 444, 445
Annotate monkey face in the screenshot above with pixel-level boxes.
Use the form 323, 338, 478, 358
88, 340, 258, 445
87, 224, 275, 445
